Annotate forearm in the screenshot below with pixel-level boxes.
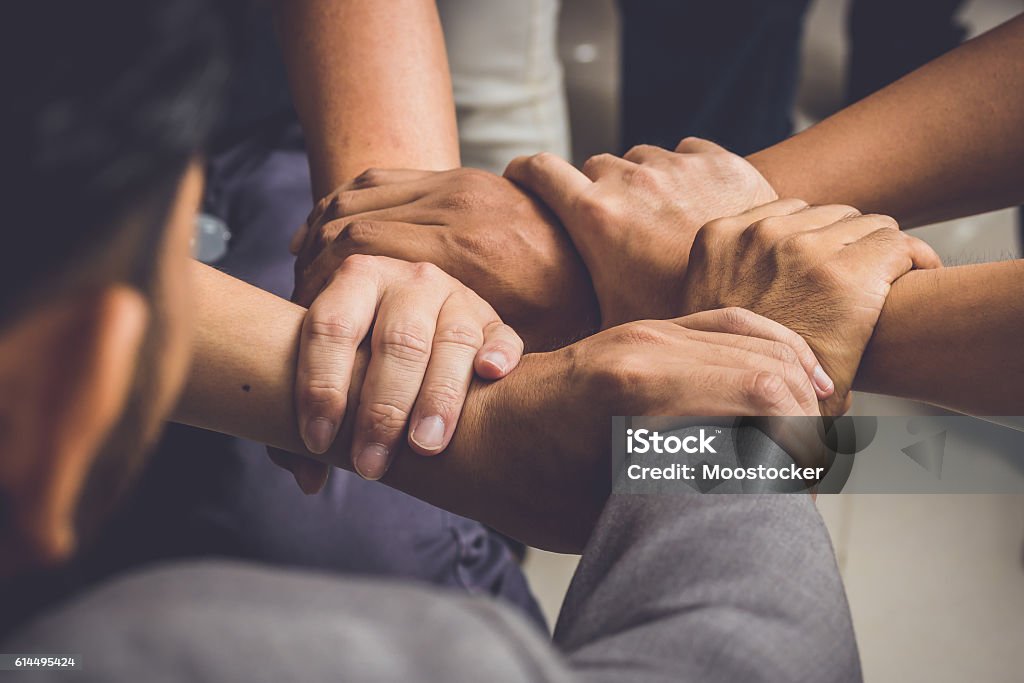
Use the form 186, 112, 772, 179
749, 14, 1024, 228
273, 0, 459, 198
174, 262, 604, 552
855, 260, 1024, 414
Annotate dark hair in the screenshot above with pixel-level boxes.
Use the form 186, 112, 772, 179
0, 0, 229, 324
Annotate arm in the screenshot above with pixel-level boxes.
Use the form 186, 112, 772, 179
855, 261, 1024, 414
174, 263, 822, 552
748, 14, 1024, 228
272, 0, 460, 197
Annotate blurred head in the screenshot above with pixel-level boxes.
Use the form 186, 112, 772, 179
0, 0, 227, 578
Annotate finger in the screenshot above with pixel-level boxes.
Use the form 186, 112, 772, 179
296, 259, 383, 454
701, 197, 810, 234
691, 364, 809, 417
842, 228, 944, 283
504, 152, 593, 220
742, 204, 861, 244
580, 152, 636, 181
350, 168, 437, 190
685, 335, 821, 416
622, 144, 672, 164
674, 137, 727, 154
475, 320, 524, 380
267, 447, 330, 495
406, 292, 488, 456
289, 222, 309, 255
317, 184, 433, 222
805, 210, 896, 245
294, 221, 439, 307
677, 307, 834, 399
351, 266, 450, 479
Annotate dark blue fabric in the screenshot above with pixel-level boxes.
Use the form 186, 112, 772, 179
618, 0, 812, 156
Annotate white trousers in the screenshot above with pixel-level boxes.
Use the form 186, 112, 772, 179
439, 0, 570, 173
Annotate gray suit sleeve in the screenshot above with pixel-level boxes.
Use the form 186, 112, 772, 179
3, 490, 859, 681
553, 493, 862, 683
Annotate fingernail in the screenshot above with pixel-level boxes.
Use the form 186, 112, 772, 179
302, 417, 336, 455
354, 443, 391, 481
479, 350, 511, 375
812, 365, 834, 395
410, 416, 446, 453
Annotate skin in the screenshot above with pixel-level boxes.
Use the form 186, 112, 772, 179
0, 164, 204, 579
295, 15, 1024, 417
503, 154, 944, 416
173, 268, 821, 553
190, 0, 481, 492
748, 14, 1024, 229
272, 0, 460, 199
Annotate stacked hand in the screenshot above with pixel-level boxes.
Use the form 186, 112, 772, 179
273, 254, 523, 492
505, 138, 778, 328
291, 168, 599, 350
506, 141, 942, 414
678, 200, 941, 413
418, 307, 826, 551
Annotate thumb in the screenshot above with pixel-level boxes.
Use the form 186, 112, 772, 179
504, 153, 593, 227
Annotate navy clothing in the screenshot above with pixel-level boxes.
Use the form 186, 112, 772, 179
1, 124, 543, 637
618, 0, 812, 156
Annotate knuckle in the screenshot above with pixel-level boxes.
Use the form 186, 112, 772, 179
826, 204, 862, 220
690, 222, 721, 257
341, 220, 383, 246
434, 323, 484, 351
741, 371, 790, 413
420, 378, 466, 413
299, 381, 347, 411
524, 152, 557, 174
340, 252, 380, 272
306, 315, 361, 346
613, 321, 672, 348
718, 306, 756, 332
361, 400, 410, 435
625, 165, 660, 190
436, 188, 480, 212
780, 231, 815, 254
353, 168, 383, 187
327, 192, 355, 218
582, 153, 614, 174
745, 216, 785, 242
770, 340, 800, 365
866, 213, 899, 231
375, 324, 432, 362
410, 261, 445, 282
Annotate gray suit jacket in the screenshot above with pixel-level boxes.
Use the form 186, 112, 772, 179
3, 494, 860, 682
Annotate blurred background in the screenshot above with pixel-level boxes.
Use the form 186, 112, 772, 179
522, 1, 1024, 681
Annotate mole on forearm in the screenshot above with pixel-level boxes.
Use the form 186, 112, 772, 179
241, 384, 251, 393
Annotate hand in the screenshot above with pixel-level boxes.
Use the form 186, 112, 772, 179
272, 254, 523, 492
504, 138, 777, 327
679, 200, 943, 414
291, 168, 599, 350
464, 307, 824, 550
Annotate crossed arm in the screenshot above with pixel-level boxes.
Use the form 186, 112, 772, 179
747, 13, 1024, 413
287, 13, 1024, 418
